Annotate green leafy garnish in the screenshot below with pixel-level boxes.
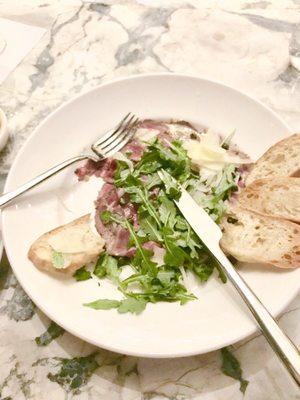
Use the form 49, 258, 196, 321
52, 251, 65, 269
117, 297, 147, 315
125, 220, 157, 275
84, 299, 121, 310
35, 321, 64, 346
73, 267, 91, 281
84, 297, 146, 314
82, 133, 241, 313
93, 254, 120, 282
221, 347, 249, 394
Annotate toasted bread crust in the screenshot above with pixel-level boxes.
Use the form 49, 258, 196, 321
220, 207, 300, 269
245, 134, 300, 186
238, 177, 300, 223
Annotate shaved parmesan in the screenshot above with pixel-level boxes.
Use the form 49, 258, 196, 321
183, 130, 251, 172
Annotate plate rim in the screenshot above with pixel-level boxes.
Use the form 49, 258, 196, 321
2, 72, 298, 358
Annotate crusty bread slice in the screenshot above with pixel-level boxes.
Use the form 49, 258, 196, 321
238, 177, 300, 223
220, 207, 300, 269
245, 134, 300, 186
28, 214, 105, 275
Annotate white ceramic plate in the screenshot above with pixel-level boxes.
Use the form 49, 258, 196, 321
2, 74, 299, 357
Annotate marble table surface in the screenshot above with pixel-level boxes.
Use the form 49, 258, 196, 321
0, 1, 299, 399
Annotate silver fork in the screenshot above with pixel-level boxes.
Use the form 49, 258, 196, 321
0, 113, 139, 208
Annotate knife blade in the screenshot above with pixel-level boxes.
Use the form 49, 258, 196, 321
158, 169, 300, 385
175, 186, 222, 251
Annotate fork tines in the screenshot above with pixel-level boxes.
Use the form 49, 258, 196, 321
91, 112, 139, 158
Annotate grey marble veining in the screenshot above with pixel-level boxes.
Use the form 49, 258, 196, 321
0, 1, 299, 399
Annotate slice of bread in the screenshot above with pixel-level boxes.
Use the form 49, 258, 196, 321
220, 207, 300, 269
238, 177, 300, 223
245, 134, 300, 186
28, 214, 105, 275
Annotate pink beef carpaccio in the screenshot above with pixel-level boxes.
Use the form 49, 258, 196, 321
75, 120, 183, 258
94, 183, 138, 257
75, 158, 117, 183
75, 120, 236, 259
122, 139, 145, 161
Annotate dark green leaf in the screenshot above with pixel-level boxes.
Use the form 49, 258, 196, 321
159, 169, 180, 200
125, 186, 161, 227
114, 160, 130, 186
93, 254, 107, 278
138, 214, 162, 242
193, 261, 214, 282
163, 233, 189, 267
73, 267, 91, 282
99, 210, 113, 224
158, 195, 177, 228
99, 210, 124, 226
125, 220, 158, 276
221, 347, 249, 394
92, 254, 120, 282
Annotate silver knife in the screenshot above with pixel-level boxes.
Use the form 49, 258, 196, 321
158, 170, 300, 386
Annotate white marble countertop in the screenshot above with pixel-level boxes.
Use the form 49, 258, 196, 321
0, 1, 299, 399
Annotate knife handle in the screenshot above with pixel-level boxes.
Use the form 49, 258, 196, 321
213, 246, 300, 386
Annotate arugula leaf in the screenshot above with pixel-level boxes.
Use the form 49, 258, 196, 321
114, 160, 130, 186
159, 169, 180, 199
158, 195, 177, 228
135, 151, 162, 174
84, 135, 240, 314
99, 210, 124, 226
99, 210, 113, 224
163, 232, 189, 268
125, 220, 157, 276
125, 185, 161, 227
73, 267, 91, 282
193, 261, 214, 282
213, 164, 238, 198
145, 172, 162, 190
93, 254, 120, 283
84, 297, 147, 315
52, 251, 65, 269
138, 213, 162, 242
221, 347, 249, 394
117, 297, 147, 315
106, 256, 120, 282
157, 270, 175, 287
177, 227, 202, 258
93, 254, 107, 278
35, 321, 64, 346
84, 299, 121, 310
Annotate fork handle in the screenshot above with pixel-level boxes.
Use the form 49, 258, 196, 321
0, 155, 92, 208
214, 245, 300, 386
